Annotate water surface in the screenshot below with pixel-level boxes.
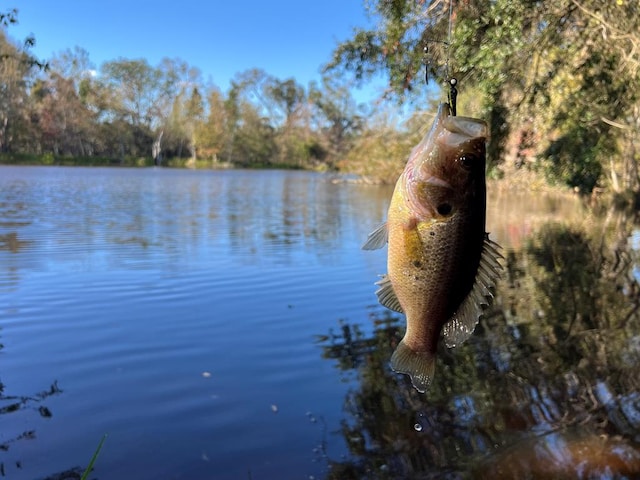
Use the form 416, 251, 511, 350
1, 166, 639, 479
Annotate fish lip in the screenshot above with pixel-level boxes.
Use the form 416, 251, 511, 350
442, 116, 488, 139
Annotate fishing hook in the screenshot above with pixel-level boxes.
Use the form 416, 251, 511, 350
448, 77, 457, 116
422, 41, 458, 117
422, 0, 458, 116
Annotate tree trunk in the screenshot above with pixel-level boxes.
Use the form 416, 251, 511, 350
0, 117, 8, 152
190, 132, 197, 162
153, 130, 164, 166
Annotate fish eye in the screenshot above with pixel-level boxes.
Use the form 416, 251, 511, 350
458, 154, 477, 170
437, 203, 453, 216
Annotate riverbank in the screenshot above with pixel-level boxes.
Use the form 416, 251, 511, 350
0, 152, 327, 171
0, 152, 231, 169
0, 152, 620, 206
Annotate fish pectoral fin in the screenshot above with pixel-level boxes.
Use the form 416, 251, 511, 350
390, 340, 436, 393
443, 234, 503, 348
362, 222, 388, 250
375, 275, 404, 313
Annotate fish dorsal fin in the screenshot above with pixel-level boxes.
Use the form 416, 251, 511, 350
362, 222, 388, 250
375, 274, 404, 313
443, 234, 503, 348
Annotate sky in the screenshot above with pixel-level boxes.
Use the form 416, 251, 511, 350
7, 1, 381, 98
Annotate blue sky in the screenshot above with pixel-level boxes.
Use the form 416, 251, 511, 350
7, 1, 380, 96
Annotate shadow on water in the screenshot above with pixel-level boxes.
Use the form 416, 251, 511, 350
0, 338, 90, 479
318, 209, 640, 479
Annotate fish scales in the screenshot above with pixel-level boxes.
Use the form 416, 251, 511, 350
364, 103, 501, 393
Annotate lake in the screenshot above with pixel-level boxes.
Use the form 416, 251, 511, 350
1, 166, 639, 479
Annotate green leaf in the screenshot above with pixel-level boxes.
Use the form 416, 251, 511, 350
80, 434, 108, 480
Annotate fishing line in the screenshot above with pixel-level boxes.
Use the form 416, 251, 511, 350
445, 0, 453, 82
446, 0, 457, 116
423, 0, 458, 116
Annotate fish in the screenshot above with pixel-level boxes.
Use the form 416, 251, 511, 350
363, 103, 501, 393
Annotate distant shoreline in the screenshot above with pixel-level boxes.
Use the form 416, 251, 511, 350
0, 153, 616, 204
0, 153, 309, 171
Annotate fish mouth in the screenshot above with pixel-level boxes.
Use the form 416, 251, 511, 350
441, 115, 488, 148
415, 104, 488, 158
402, 104, 487, 218
442, 116, 488, 139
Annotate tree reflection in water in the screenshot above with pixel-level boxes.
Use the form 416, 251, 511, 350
0, 337, 78, 478
319, 215, 640, 479
0, 379, 68, 477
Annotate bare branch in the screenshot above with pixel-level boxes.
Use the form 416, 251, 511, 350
600, 117, 630, 130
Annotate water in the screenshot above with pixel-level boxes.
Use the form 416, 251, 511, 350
1, 166, 639, 479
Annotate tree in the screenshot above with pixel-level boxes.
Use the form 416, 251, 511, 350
95, 57, 201, 163
0, 8, 47, 70
98, 58, 158, 159
100, 59, 159, 129
167, 85, 205, 165
28, 48, 98, 156
264, 77, 311, 166
232, 99, 276, 167
265, 77, 306, 128
223, 70, 283, 166
0, 30, 31, 152
196, 86, 229, 163
338, 104, 419, 182
154, 58, 202, 164
0, 9, 48, 153
309, 76, 365, 167
328, 0, 640, 193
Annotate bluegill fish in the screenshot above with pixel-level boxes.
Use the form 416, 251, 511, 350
364, 103, 501, 393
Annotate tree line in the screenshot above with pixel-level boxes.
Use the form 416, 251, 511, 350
0, 16, 366, 170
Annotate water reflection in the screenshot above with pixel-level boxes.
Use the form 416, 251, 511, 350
0, 329, 64, 477
0, 167, 393, 479
3, 166, 640, 478
0, 168, 391, 281
0, 232, 31, 253
319, 210, 640, 479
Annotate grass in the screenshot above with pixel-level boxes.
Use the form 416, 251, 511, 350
80, 434, 108, 480
0, 152, 141, 167
0, 153, 308, 170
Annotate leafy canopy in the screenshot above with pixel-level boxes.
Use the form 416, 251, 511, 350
327, 0, 640, 192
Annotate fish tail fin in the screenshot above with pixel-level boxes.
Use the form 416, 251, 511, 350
390, 340, 436, 393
